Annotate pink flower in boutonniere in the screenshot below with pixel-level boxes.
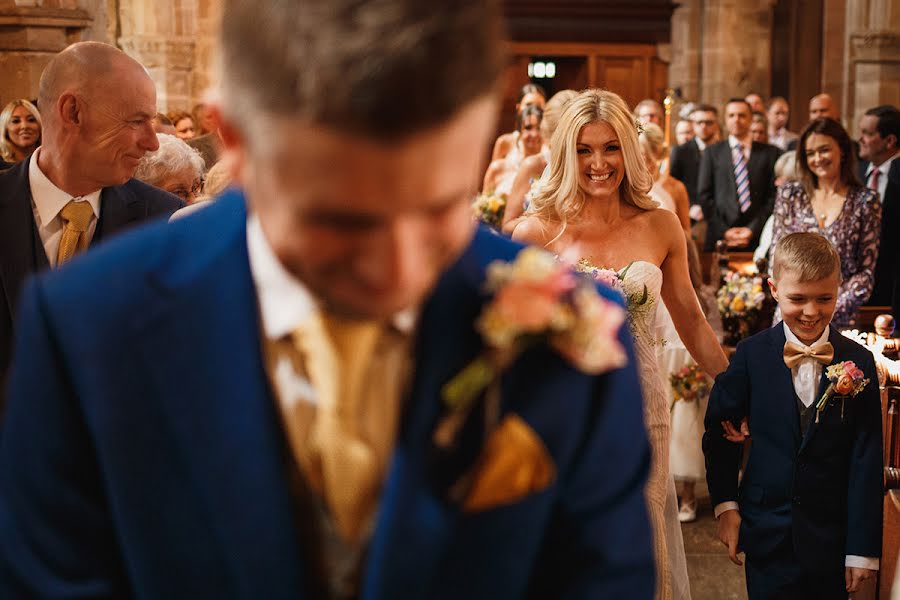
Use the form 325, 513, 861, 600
438, 248, 627, 430
814, 360, 869, 422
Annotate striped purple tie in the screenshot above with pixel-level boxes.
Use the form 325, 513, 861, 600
732, 143, 751, 213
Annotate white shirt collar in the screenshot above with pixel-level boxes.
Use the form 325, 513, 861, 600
783, 321, 830, 348
28, 147, 101, 228
246, 214, 417, 340
866, 151, 899, 176
728, 134, 751, 150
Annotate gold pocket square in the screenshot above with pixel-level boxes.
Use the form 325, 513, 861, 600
462, 414, 557, 512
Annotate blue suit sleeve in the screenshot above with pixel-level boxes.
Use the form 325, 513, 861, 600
844, 350, 883, 559
0, 278, 125, 598
703, 341, 750, 507
528, 319, 655, 600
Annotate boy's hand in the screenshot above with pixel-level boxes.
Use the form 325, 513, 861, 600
845, 567, 875, 593
721, 417, 750, 443
717, 509, 743, 566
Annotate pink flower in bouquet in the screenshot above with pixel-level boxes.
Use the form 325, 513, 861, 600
834, 374, 855, 395
553, 287, 627, 374
492, 271, 574, 333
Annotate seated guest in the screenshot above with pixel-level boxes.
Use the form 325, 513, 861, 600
766, 96, 798, 150
0, 99, 41, 165
134, 133, 206, 204
490, 83, 545, 161
634, 98, 663, 125
859, 105, 900, 315
769, 117, 880, 327
698, 98, 779, 251
750, 112, 769, 144
482, 104, 543, 195
168, 110, 196, 140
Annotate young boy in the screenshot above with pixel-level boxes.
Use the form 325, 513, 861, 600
704, 232, 883, 599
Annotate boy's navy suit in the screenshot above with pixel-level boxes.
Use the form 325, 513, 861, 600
704, 324, 883, 597
0, 190, 654, 599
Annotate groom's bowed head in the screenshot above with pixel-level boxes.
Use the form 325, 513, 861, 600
210, 0, 507, 319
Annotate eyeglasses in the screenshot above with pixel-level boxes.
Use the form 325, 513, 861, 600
168, 179, 203, 202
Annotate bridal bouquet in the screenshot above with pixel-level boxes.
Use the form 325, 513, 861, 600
669, 363, 711, 404
716, 271, 774, 345
575, 260, 653, 339
472, 192, 506, 230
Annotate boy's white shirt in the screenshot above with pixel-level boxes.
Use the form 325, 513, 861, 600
714, 323, 879, 570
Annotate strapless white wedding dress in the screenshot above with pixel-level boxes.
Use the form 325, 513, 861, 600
613, 260, 692, 600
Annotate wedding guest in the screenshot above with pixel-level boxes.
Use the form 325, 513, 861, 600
490, 83, 545, 161
670, 103, 719, 215
134, 133, 206, 204
152, 112, 177, 135
192, 102, 217, 136
769, 118, 880, 327
745, 93, 765, 115
698, 98, 780, 251
753, 151, 801, 263
514, 88, 728, 600
0, 99, 41, 165
0, 3, 654, 598
674, 119, 694, 146
750, 112, 769, 145
482, 104, 543, 194
168, 110, 196, 140
705, 231, 882, 599
640, 122, 691, 235
501, 88, 577, 232
809, 93, 839, 122
767, 96, 798, 150
635, 98, 663, 125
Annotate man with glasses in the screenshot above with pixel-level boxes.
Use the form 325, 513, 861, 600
670, 104, 720, 238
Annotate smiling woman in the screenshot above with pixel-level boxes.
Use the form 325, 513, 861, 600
0, 99, 42, 164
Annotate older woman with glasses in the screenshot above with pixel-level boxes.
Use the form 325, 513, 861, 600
134, 133, 206, 204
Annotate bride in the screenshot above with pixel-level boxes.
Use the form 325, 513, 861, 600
512, 89, 728, 600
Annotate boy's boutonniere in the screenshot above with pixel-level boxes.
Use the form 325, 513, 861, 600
434, 247, 628, 449
815, 360, 869, 422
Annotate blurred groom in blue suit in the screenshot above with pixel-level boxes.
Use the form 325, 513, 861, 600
0, 1, 653, 598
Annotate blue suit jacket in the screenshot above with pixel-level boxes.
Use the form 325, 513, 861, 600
703, 324, 883, 572
0, 190, 653, 599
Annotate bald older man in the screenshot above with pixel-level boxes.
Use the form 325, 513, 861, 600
0, 42, 182, 401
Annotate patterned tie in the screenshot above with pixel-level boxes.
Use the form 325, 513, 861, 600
56, 199, 94, 266
783, 340, 834, 369
288, 311, 410, 545
868, 168, 880, 193
732, 143, 752, 213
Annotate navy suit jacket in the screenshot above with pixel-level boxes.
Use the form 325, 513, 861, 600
862, 159, 900, 315
703, 325, 883, 572
698, 141, 779, 251
0, 190, 654, 599
0, 156, 183, 403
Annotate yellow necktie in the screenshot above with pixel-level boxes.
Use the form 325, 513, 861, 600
289, 311, 410, 545
57, 200, 94, 266
783, 340, 834, 370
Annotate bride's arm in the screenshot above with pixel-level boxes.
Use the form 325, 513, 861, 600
657, 211, 729, 378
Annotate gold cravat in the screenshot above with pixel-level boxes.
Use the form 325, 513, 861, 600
279, 310, 409, 545
783, 340, 834, 370
56, 200, 94, 266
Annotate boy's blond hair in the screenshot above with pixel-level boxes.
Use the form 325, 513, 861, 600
772, 232, 842, 283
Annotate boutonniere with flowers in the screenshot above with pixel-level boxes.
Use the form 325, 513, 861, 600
434, 247, 628, 449
815, 360, 869, 422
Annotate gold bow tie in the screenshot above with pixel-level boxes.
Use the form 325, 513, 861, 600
783, 340, 834, 369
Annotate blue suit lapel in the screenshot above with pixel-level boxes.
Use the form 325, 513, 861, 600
129, 193, 309, 596
767, 325, 803, 449
95, 184, 140, 243
362, 228, 518, 600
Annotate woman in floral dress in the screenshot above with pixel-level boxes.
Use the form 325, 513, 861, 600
770, 118, 881, 328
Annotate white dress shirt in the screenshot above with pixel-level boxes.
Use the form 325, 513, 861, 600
714, 323, 878, 570
728, 135, 752, 161
28, 148, 101, 267
865, 151, 898, 204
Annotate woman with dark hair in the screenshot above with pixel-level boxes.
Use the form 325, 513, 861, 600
490, 83, 546, 161
769, 117, 881, 327
481, 104, 544, 195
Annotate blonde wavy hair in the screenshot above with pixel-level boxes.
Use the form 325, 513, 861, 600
0, 99, 42, 163
528, 89, 655, 233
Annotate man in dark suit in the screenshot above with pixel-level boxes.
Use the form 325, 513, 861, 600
860, 105, 900, 316
0, 42, 182, 402
0, 1, 654, 598
698, 98, 780, 251
670, 103, 719, 209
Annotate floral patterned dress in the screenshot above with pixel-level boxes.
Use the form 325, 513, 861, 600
770, 182, 881, 327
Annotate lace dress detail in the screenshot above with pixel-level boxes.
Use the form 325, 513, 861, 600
582, 260, 691, 600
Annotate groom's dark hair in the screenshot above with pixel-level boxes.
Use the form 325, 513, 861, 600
217, 0, 507, 144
